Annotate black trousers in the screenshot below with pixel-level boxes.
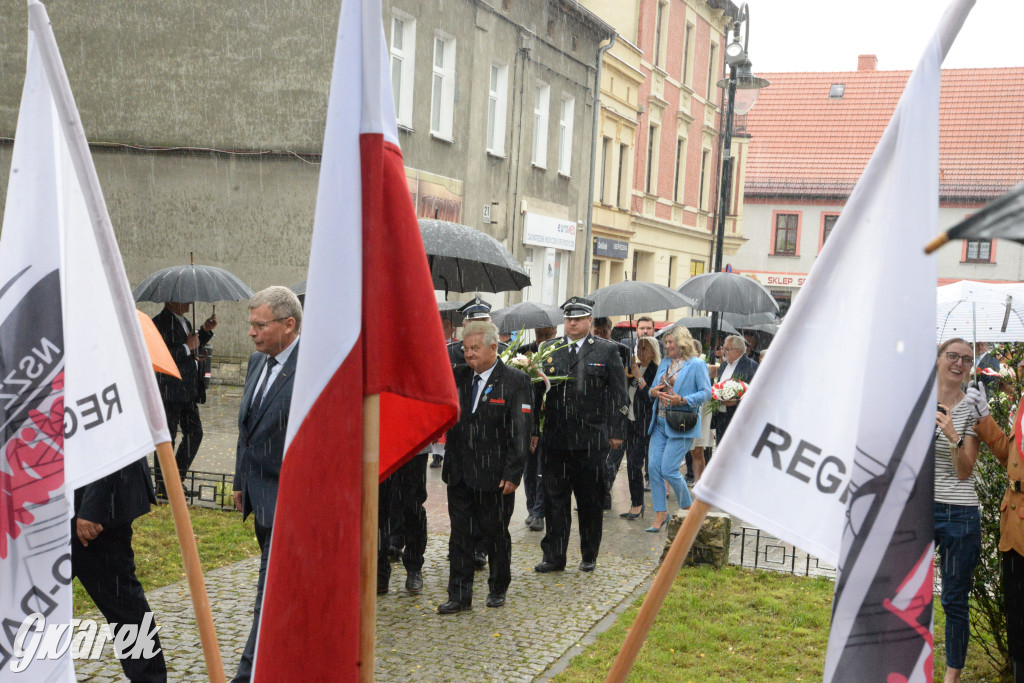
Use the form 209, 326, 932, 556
154, 400, 203, 494
72, 522, 167, 683
446, 479, 515, 603
523, 443, 546, 519
234, 521, 271, 683
541, 446, 604, 566
378, 453, 428, 584
604, 443, 626, 501
624, 426, 650, 508
1005, 549, 1024, 663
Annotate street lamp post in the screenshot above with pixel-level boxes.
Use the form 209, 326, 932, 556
709, 2, 768, 356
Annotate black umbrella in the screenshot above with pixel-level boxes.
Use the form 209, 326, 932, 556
490, 301, 563, 333
676, 272, 779, 315
656, 316, 739, 337
589, 281, 695, 317
741, 322, 779, 336
133, 263, 253, 303
419, 219, 531, 293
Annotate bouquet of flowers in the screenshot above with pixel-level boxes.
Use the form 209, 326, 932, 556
706, 378, 749, 413
499, 331, 571, 393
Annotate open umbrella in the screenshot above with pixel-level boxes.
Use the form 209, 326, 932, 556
656, 316, 739, 337
419, 219, 531, 293
490, 301, 563, 333
740, 322, 779, 336
438, 300, 466, 327
676, 272, 779, 315
133, 262, 253, 303
937, 280, 1024, 343
722, 311, 780, 327
589, 280, 695, 317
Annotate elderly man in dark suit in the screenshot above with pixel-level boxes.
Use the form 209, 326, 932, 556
231, 286, 301, 683
438, 320, 532, 613
72, 458, 167, 682
711, 334, 758, 444
533, 297, 628, 574
151, 302, 216, 497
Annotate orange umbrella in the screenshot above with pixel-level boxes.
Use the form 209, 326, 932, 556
137, 310, 181, 379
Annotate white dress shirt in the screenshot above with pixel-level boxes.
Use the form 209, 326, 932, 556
470, 361, 497, 413
250, 335, 300, 407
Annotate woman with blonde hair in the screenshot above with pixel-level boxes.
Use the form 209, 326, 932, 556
643, 326, 712, 532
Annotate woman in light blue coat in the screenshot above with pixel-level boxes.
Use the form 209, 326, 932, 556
644, 326, 712, 532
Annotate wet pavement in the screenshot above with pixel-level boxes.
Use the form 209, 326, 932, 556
78, 386, 672, 682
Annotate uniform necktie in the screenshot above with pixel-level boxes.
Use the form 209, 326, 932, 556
253, 357, 278, 412
569, 343, 578, 364
471, 374, 482, 412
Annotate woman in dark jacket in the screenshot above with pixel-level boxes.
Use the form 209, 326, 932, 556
620, 336, 660, 519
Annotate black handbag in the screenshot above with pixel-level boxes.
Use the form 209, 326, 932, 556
665, 406, 698, 432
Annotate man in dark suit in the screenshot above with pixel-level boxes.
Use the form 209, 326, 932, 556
438, 321, 532, 613
231, 286, 301, 683
592, 316, 632, 511
151, 301, 216, 497
533, 297, 628, 574
520, 325, 557, 532
711, 334, 758, 444
73, 458, 167, 682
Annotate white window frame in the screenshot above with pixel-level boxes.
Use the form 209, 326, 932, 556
430, 33, 456, 140
532, 81, 550, 168
389, 12, 416, 128
487, 62, 509, 156
558, 95, 575, 176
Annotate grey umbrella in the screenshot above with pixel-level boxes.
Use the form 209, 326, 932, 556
290, 280, 307, 296
133, 263, 253, 303
589, 281, 695, 317
722, 311, 780, 327
419, 219, 531, 293
656, 316, 739, 337
490, 301, 563, 333
741, 322, 779, 336
676, 272, 779, 315
438, 300, 466, 327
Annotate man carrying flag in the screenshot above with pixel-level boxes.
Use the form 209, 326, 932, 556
248, 0, 458, 679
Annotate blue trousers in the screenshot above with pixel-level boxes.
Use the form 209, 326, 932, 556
934, 502, 981, 670
647, 417, 693, 513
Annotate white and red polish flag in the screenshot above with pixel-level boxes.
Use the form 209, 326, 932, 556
251, 0, 459, 678
1, 3, 171, 680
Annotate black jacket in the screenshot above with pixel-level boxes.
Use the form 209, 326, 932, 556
443, 359, 532, 490
535, 335, 629, 450
152, 307, 213, 405
74, 458, 156, 528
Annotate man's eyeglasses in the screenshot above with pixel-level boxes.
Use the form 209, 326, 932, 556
248, 318, 287, 331
943, 351, 974, 365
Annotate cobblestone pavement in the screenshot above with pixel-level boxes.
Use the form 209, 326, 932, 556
81, 386, 667, 681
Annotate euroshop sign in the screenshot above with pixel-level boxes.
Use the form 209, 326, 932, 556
523, 212, 577, 251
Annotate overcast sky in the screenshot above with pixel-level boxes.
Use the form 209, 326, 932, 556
744, 0, 1021, 73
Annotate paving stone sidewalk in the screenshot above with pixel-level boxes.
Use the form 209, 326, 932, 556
75, 530, 661, 682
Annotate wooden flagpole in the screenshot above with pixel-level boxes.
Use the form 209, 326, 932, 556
604, 499, 711, 683
155, 441, 226, 683
360, 395, 380, 682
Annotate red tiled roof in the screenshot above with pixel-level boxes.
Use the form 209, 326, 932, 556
742, 67, 1024, 202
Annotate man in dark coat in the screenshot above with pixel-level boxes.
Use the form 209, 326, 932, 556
151, 301, 216, 496
72, 458, 167, 682
533, 297, 628, 574
231, 286, 301, 683
438, 321, 531, 613
711, 334, 758, 443
592, 316, 632, 510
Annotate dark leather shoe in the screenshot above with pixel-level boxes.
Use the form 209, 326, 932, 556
529, 516, 544, 532
579, 560, 597, 572
405, 570, 423, 594
377, 582, 388, 595
534, 561, 564, 573
486, 593, 506, 608
430, 454, 443, 468
474, 551, 487, 570
525, 515, 534, 525
437, 600, 470, 614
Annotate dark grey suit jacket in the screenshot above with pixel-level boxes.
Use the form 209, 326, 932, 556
74, 457, 156, 528
234, 342, 299, 528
